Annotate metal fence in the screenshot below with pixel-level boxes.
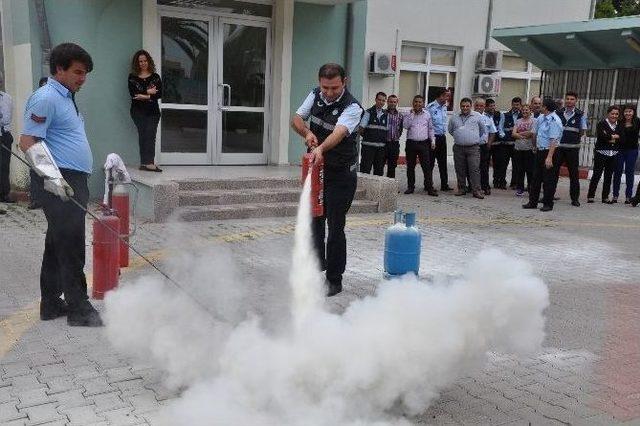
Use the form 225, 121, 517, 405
540, 68, 640, 168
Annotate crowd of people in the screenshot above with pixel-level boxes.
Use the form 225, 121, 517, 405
358, 89, 640, 211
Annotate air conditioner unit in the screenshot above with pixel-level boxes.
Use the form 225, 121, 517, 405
473, 74, 501, 96
476, 49, 503, 72
369, 52, 396, 75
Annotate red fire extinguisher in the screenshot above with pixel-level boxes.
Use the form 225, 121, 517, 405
111, 184, 130, 267
92, 206, 120, 300
301, 153, 324, 217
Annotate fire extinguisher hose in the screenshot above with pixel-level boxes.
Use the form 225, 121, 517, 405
1, 144, 223, 323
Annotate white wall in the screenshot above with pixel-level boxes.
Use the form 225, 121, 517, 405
362, 0, 592, 108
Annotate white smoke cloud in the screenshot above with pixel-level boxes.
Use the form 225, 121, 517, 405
104, 182, 549, 425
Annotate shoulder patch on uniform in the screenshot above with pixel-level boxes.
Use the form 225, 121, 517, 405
30, 113, 46, 123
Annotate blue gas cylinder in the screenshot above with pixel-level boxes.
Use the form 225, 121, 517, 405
384, 211, 421, 277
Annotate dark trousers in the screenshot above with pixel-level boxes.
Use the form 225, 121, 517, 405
0, 131, 13, 199
406, 139, 433, 190
528, 149, 558, 207
312, 165, 357, 285
386, 141, 400, 178
429, 134, 448, 189
613, 149, 639, 199
479, 144, 491, 191
513, 149, 535, 192
40, 170, 90, 312
506, 145, 515, 186
588, 152, 617, 200
131, 111, 160, 165
360, 144, 386, 176
554, 147, 581, 202
491, 144, 509, 187
30, 170, 45, 205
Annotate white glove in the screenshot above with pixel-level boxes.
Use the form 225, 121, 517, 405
24, 142, 75, 201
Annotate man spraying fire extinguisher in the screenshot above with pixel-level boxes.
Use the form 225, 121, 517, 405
291, 63, 363, 297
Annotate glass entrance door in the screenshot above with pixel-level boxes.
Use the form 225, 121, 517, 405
160, 14, 213, 164
158, 11, 269, 165
216, 18, 269, 164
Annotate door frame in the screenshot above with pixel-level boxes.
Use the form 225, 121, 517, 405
156, 4, 272, 165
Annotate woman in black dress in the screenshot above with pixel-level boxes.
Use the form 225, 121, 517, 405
128, 50, 162, 172
587, 105, 621, 204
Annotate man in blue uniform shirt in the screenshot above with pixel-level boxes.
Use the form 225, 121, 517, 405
19, 43, 102, 327
523, 98, 563, 212
291, 63, 363, 297
426, 88, 452, 191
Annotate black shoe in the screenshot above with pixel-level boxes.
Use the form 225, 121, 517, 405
602, 199, 613, 204
441, 186, 453, 192
611, 197, 618, 204
540, 205, 553, 212
0, 209, 5, 215
472, 191, 484, 199
553, 196, 560, 201
632, 198, 639, 207
483, 188, 491, 196
28, 202, 42, 210
67, 305, 103, 327
40, 298, 68, 321
509, 184, 516, 190
522, 203, 537, 209
625, 198, 631, 205
425, 189, 438, 197
571, 200, 581, 207
326, 282, 343, 297
404, 188, 414, 195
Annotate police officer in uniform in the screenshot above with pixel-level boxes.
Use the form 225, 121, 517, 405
523, 98, 563, 212
19, 43, 103, 327
359, 92, 387, 176
291, 63, 363, 297
555, 91, 587, 207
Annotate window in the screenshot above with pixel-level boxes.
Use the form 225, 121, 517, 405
496, 51, 541, 110
399, 43, 458, 110
157, 0, 272, 17
498, 79, 527, 110
502, 54, 527, 72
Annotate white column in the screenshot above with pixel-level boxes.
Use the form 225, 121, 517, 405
270, 0, 294, 165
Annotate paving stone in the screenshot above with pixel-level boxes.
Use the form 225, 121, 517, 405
79, 377, 115, 397
14, 388, 55, 409
10, 375, 46, 391
90, 392, 130, 413
113, 379, 148, 396
2, 362, 32, 379
0, 402, 27, 422
43, 377, 78, 395
20, 402, 65, 425
54, 389, 92, 410
59, 405, 105, 425
35, 364, 66, 381
100, 407, 143, 425
126, 390, 159, 413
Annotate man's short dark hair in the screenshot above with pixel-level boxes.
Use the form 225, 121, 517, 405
565, 91, 578, 99
49, 43, 93, 75
375, 91, 387, 99
486, 98, 495, 105
318, 63, 345, 81
38, 77, 48, 87
433, 87, 449, 99
460, 97, 472, 105
387, 94, 398, 100
542, 98, 557, 112
607, 105, 621, 114
511, 97, 522, 104
413, 95, 425, 101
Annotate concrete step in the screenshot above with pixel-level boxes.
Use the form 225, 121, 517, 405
176, 200, 379, 221
175, 176, 301, 191
178, 187, 368, 206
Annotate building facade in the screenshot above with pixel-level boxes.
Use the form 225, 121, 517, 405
0, 0, 592, 196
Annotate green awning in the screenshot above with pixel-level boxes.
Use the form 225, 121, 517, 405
493, 16, 640, 70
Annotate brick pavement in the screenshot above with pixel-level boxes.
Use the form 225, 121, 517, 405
1, 173, 640, 425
